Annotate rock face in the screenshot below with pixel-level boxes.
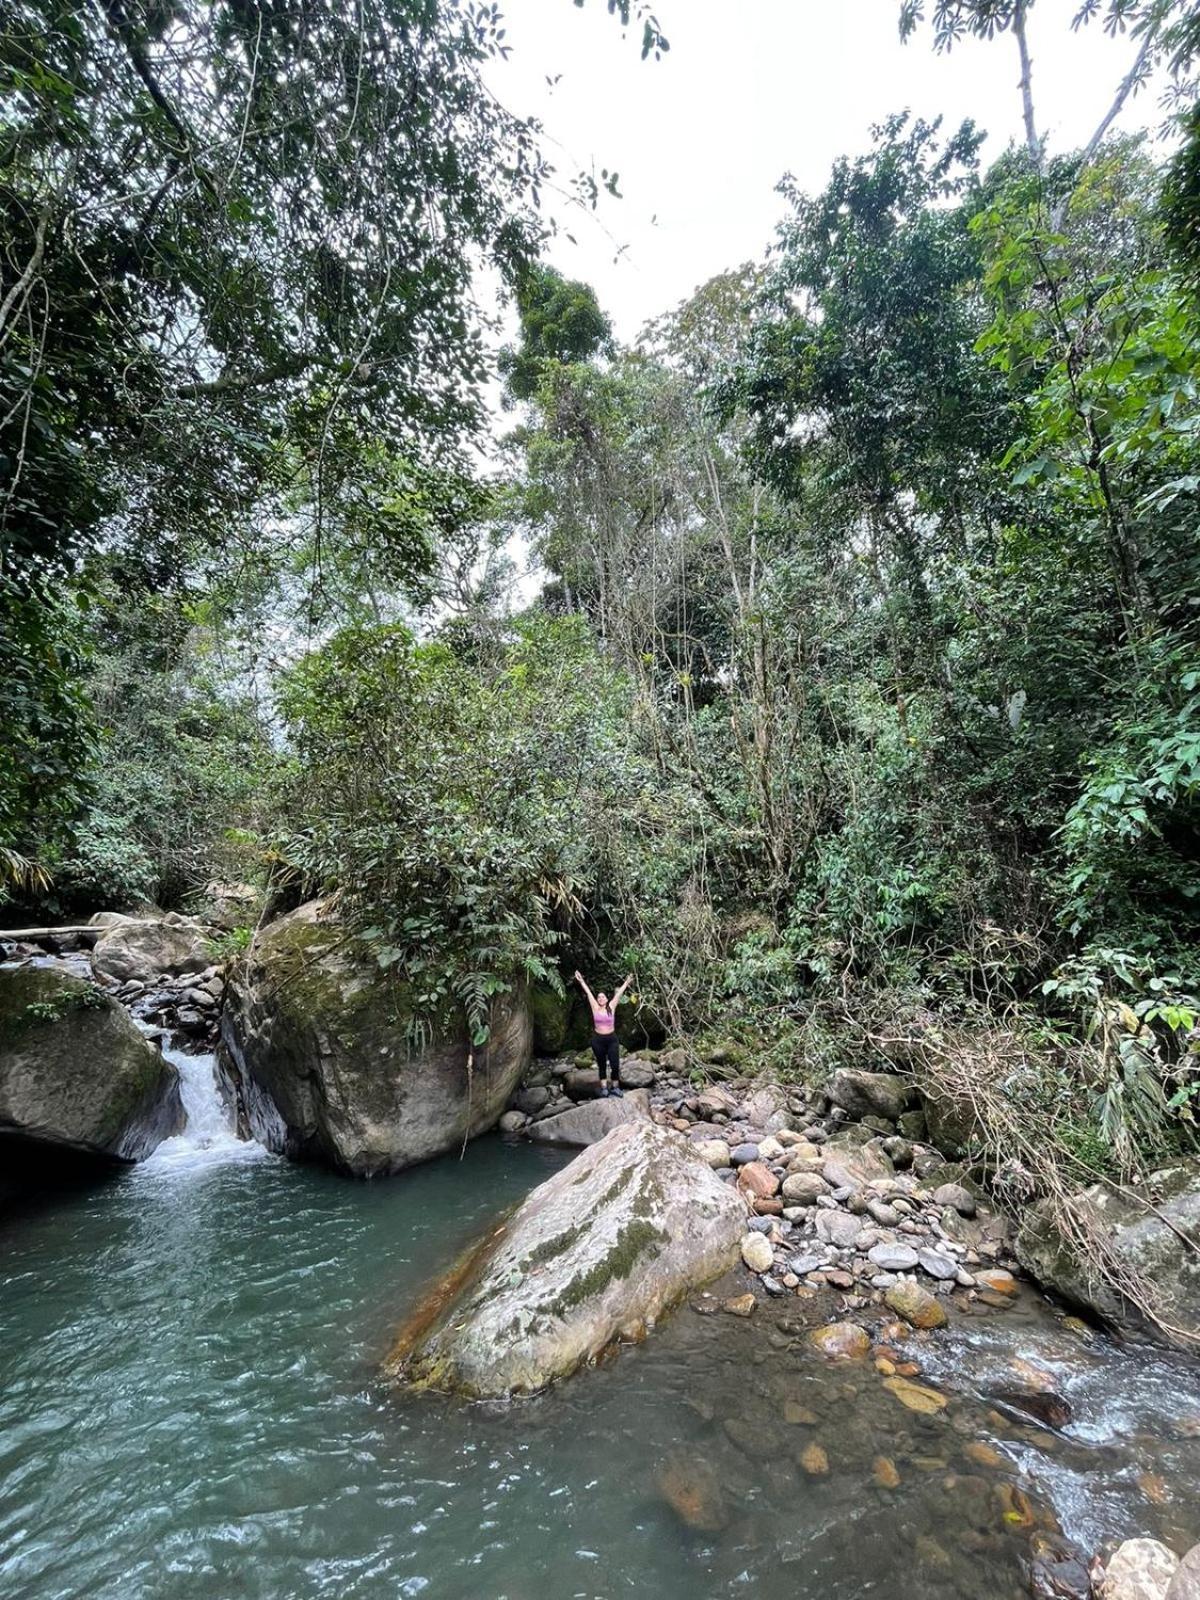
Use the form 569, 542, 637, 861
91, 915, 211, 985
0, 966, 182, 1165
386, 1120, 745, 1397
1016, 1163, 1200, 1342
219, 901, 531, 1177
525, 1090, 650, 1147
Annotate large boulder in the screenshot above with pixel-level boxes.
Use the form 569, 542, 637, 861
91, 915, 211, 985
827, 1067, 915, 1124
525, 1090, 651, 1147
1016, 1162, 1200, 1343
0, 966, 182, 1167
219, 901, 531, 1177
386, 1120, 745, 1396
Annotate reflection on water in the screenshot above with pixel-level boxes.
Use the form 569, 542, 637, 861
3, 1077, 1200, 1600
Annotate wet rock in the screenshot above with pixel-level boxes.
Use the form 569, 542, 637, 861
799, 1441, 829, 1474
976, 1268, 1018, 1296
741, 1232, 775, 1274
499, 1110, 527, 1134
386, 1121, 744, 1397
658, 1452, 728, 1533
808, 1321, 870, 1360
220, 901, 530, 1177
1029, 1533, 1093, 1600
1, 966, 183, 1168
788, 1251, 827, 1276
721, 1293, 756, 1317
513, 1085, 551, 1116
872, 1455, 901, 1489
989, 1387, 1072, 1429
884, 1281, 948, 1329
1100, 1539, 1179, 1600
881, 1375, 948, 1414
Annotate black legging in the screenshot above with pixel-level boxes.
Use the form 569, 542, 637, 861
592, 1032, 620, 1083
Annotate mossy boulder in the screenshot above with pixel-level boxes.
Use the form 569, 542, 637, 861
530, 981, 574, 1055
385, 1120, 744, 1396
1015, 1161, 1200, 1344
0, 966, 182, 1167
219, 901, 531, 1178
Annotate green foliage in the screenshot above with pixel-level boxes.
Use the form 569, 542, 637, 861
274, 615, 653, 1040
500, 266, 614, 402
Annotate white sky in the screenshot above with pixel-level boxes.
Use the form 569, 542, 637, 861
484, 0, 1172, 343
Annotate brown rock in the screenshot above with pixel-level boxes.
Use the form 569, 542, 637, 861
882, 1375, 948, 1414
808, 1321, 871, 1361
873, 1455, 901, 1489
884, 1281, 948, 1329
800, 1442, 829, 1475
737, 1160, 780, 1200
658, 1452, 728, 1533
722, 1293, 757, 1318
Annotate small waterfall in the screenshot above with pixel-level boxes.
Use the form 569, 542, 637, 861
140, 1041, 269, 1174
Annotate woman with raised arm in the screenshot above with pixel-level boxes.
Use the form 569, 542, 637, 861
574, 969, 634, 1097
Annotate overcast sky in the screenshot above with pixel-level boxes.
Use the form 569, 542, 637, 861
484, 0, 1172, 344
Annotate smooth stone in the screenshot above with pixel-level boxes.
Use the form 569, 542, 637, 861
814, 1210, 864, 1250
729, 1142, 760, 1166
741, 1232, 775, 1273
917, 1247, 958, 1280
808, 1322, 871, 1360
869, 1243, 919, 1272
884, 1281, 948, 1329
931, 1182, 976, 1216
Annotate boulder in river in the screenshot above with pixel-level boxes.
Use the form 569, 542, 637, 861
219, 901, 530, 1177
385, 1120, 745, 1397
1015, 1163, 1200, 1345
0, 966, 182, 1168
90, 914, 212, 985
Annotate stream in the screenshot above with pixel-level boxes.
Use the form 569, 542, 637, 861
4, 1046, 1200, 1599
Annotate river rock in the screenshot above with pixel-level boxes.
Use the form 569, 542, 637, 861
821, 1143, 893, 1192
808, 1321, 870, 1360
826, 1068, 915, 1123
1016, 1163, 1200, 1344
219, 900, 530, 1177
0, 966, 183, 1168
737, 1160, 780, 1200
917, 1247, 959, 1281
693, 1138, 731, 1168
658, 1451, 728, 1532
931, 1181, 976, 1216
741, 1232, 775, 1273
1100, 1539, 1179, 1600
526, 1091, 650, 1148
91, 916, 212, 985
1167, 1545, 1200, 1600
743, 1083, 792, 1133
869, 1242, 919, 1272
884, 1280, 948, 1329
781, 1171, 828, 1205
385, 1121, 744, 1397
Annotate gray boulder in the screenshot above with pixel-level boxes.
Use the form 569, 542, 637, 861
91, 917, 211, 985
385, 1120, 744, 1397
0, 967, 182, 1166
219, 901, 530, 1177
1016, 1160, 1200, 1344
826, 1068, 915, 1124
525, 1090, 650, 1147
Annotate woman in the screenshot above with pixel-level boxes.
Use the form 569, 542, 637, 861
574, 969, 634, 1096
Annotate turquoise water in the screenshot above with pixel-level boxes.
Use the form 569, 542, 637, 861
5, 1050, 1200, 1600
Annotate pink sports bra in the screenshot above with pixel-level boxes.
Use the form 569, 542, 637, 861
593, 1009, 614, 1031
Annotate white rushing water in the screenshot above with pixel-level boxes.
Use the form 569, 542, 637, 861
139, 1041, 270, 1174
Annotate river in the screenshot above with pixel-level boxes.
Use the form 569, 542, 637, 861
4, 1046, 1200, 1599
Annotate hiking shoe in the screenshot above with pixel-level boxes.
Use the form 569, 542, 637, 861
612, 1085, 625, 1098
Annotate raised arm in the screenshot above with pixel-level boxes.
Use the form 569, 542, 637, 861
612, 973, 634, 1007
574, 970, 599, 1011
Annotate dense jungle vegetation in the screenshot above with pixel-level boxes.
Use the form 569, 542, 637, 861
3, 0, 1200, 1181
